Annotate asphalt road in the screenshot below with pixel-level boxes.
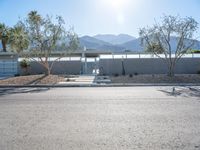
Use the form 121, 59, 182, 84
0, 87, 200, 150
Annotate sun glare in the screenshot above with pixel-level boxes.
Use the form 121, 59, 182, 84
99, 0, 137, 25
117, 13, 125, 24
102, 0, 130, 11
108, 0, 124, 10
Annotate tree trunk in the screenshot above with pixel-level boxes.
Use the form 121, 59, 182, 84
167, 62, 175, 77
122, 60, 125, 76
44, 62, 51, 75
2, 39, 7, 52
46, 69, 50, 75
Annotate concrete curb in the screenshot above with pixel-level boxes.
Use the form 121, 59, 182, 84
0, 83, 200, 88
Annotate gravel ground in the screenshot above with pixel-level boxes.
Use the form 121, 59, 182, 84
0, 87, 200, 150
0, 74, 200, 85
36, 75, 65, 85
111, 74, 200, 83
0, 75, 43, 85
0, 75, 65, 85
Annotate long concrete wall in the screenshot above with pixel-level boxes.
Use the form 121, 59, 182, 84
99, 58, 200, 75
19, 61, 81, 75
18, 58, 200, 75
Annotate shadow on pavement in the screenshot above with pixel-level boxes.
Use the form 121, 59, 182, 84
0, 87, 50, 97
159, 87, 200, 98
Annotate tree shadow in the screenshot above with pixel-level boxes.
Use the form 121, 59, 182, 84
0, 87, 50, 97
158, 87, 200, 98
25, 74, 47, 85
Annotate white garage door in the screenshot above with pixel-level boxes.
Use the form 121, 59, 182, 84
0, 60, 18, 76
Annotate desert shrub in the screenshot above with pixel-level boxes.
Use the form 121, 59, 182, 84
20, 59, 30, 68
14, 74, 20, 77
20, 59, 30, 75
129, 74, 133, 78
134, 72, 138, 76
114, 73, 119, 77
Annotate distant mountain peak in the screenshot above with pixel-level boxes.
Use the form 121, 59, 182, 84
79, 34, 200, 52
93, 34, 136, 45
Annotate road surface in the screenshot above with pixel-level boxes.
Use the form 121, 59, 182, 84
0, 87, 200, 150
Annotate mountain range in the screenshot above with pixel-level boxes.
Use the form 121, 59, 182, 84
1, 34, 200, 52
93, 34, 136, 45
79, 34, 200, 52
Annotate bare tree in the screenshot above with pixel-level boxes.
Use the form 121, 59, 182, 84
26, 11, 66, 75
11, 11, 79, 75
66, 27, 80, 51
139, 15, 199, 76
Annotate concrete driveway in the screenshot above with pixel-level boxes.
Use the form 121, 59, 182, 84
0, 87, 200, 150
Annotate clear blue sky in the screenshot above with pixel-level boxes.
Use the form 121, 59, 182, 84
0, 0, 200, 37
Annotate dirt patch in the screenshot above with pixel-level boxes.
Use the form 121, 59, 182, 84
37, 75, 65, 85
111, 74, 200, 83
0, 75, 65, 85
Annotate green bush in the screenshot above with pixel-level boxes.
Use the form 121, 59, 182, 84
20, 59, 30, 68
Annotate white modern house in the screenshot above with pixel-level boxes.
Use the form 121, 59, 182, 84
0, 40, 200, 77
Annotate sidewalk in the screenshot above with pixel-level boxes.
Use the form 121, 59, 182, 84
58, 75, 95, 85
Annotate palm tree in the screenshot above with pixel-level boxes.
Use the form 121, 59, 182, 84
9, 25, 29, 53
0, 23, 10, 52
27, 11, 42, 28
27, 11, 42, 50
